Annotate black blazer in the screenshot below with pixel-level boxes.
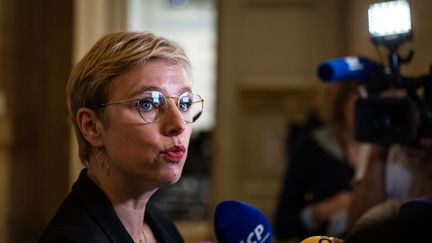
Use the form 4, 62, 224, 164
38, 169, 184, 243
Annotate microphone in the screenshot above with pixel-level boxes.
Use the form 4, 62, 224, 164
214, 200, 272, 243
399, 198, 432, 216
300, 236, 345, 243
317, 56, 375, 82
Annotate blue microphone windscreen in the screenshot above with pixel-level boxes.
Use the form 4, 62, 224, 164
399, 199, 432, 216
214, 200, 272, 243
317, 56, 374, 82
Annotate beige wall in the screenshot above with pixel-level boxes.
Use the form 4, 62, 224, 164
0, 1, 126, 242
0, 105, 10, 243
0, 0, 73, 242
0, 0, 11, 240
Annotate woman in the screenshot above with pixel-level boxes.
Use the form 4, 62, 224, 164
274, 83, 360, 241
38, 31, 204, 242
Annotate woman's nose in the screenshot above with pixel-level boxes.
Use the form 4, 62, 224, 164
161, 100, 187, 136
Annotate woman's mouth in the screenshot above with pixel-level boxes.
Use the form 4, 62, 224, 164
161, 146, 186, 162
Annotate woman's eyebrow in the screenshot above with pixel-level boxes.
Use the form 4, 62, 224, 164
176, 87, 193, 94
129, 86, 192, 97
129, 86, 162, 97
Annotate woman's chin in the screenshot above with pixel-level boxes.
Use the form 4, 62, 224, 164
159, 169, 183, 186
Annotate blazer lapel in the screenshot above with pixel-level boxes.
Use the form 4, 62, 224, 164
71, 169, 134, 243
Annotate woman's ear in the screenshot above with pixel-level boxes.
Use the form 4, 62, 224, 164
76, 107, 104, 147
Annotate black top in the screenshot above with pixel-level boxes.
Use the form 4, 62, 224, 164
273, 127, 354, 241
38, 169, 184, 243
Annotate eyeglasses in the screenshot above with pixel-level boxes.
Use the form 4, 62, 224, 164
96, 91, 204, 124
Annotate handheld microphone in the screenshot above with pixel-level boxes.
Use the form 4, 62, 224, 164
214, 200, 272, 243
317, 56, 375, 82
300, 236, 345, 243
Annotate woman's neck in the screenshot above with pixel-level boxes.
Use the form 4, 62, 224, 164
87, 165, 156, 238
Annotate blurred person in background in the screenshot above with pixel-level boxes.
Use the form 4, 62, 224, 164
347, 141, 432, 232
38, 31, 204, 243
345, 140, 432, 243
274, 83, 363, 242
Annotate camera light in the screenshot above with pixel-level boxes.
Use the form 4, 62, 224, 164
368, 0, 412, 46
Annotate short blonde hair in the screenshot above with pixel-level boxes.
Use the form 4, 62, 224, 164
67, 31, 192, 165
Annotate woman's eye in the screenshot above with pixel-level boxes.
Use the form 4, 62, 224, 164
178, 100, 191, 112
138, 98, 154, 111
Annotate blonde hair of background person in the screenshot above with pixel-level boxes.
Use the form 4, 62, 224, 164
316, 83, 360, 164
38, 31, 204, 243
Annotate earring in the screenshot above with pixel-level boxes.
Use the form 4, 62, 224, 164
96, 148, 111, 176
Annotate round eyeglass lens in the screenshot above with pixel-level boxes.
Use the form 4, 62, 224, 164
178, 92, 203, 123
137, 91, 167, 123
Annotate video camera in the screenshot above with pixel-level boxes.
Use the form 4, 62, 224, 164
317, 0, 432, 145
